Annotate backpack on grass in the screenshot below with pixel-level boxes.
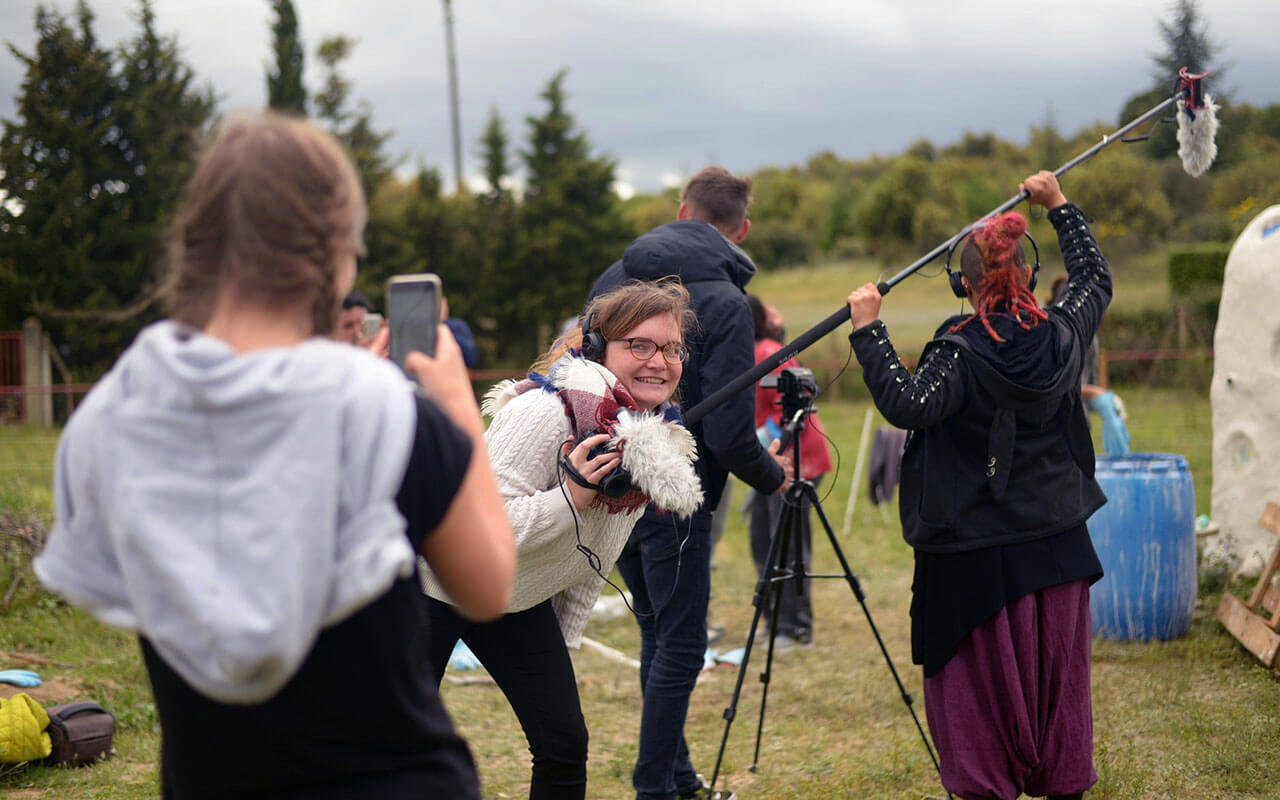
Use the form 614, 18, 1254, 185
44, 701, 114, 766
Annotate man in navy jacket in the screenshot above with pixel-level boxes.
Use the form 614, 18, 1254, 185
588, 166, 785, 800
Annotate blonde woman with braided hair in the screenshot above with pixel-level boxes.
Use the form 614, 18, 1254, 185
37, 112, 515, 799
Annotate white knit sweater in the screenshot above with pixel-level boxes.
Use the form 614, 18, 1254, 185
422, 386, 643, 648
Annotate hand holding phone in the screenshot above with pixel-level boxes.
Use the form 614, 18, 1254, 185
387, 273, 441, 369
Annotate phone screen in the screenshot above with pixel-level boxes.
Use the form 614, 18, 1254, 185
387, 274, 441, 369
362, 312, 383, 343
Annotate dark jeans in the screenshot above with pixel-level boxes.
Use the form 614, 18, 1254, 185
615, 516, 711, 800
427, 597, 588, 800
748, 478, 820, 640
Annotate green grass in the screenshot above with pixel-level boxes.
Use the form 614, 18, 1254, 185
5, 387, 1278, 799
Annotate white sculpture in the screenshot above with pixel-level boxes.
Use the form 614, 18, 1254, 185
1210, 204, 1280, 578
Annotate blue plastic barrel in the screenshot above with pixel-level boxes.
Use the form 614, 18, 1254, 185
1087, 453, 1197, 641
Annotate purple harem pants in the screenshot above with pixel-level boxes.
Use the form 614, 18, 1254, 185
923, 579, 1098, 800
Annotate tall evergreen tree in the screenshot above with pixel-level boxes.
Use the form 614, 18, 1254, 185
313, 35, 393, 197
266, 0, 306, 113
478, 107, 511, 202
0, 0, 213, 374
1120, 0, 1223, 160
114, 0, 215, 292
515, 71, 628, 357
470, 108, 518, 338
1152, 0, 1221, 86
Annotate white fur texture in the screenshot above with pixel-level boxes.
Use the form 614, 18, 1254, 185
613, 409, 703, 518
1177, 93, 1219, 178
481, 378, 520, 418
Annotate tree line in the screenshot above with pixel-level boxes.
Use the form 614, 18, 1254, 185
2, 0, 1276, 378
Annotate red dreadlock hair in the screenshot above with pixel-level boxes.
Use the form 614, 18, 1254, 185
949, 211, 1047, 342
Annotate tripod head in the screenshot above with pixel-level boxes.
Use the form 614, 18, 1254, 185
760, 366, 818, 427
760, 366, 818, 482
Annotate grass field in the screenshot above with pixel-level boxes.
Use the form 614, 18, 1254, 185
4, 381, 1278, 799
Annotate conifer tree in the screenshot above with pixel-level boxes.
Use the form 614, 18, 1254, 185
266, 0, 306, 113
0, 0, 213, 373
1152, 0, 1220, 87
478, 107, 511, 203
516, 71, 628, 356
470, 108, 519, 343
1120, 0, 1223, 161
313, 35, 393, 198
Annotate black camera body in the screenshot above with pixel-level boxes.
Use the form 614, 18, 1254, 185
759, 366, 818, 422
584, 432, 635, 498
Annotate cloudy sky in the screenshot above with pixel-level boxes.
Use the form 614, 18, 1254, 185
2, 1, 1277, 194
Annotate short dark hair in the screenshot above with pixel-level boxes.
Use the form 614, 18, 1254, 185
681, 166, 751, 235
342, 291, 372, 311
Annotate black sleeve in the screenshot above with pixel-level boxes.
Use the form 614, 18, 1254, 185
1047, 202, 1112, 347
850, 320, 968, 430
697, 291, 785, 494
395, 394, 474, 553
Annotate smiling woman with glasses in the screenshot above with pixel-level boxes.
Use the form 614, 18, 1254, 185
420, 278, 703, 800
613, 336, 690, 364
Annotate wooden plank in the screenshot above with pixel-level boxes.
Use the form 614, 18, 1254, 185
1261, 502, 1280, 537
1245, 504, 1280, 610
1217, 594, 1280, 668
1261, 581, 1280, 621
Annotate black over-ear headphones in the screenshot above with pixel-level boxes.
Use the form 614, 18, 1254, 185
580, 309, 606, 362
944, 221, 1041, 299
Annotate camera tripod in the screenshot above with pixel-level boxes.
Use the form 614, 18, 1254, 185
706, 402, 950, 800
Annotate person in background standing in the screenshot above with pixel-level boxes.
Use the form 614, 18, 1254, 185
588, 166, 786, 800
337, 291, 373, 345
442, 296, 480, 368
746, 294, 832, 650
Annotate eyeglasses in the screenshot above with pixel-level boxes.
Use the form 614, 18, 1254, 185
613, 337, 689, 364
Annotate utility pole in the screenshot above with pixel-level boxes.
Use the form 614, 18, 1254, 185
442, 0, 463, 194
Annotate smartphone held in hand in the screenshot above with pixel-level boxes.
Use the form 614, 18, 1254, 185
362, 312, 383, 343
387, 273, 441, 369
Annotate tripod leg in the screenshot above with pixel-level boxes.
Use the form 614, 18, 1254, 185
750, 489, 800, 771
800, 481, 953, 800
708, 487, 796, 793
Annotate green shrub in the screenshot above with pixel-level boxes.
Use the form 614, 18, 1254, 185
749, 220, 814, 268
1168, 243, 1230, 298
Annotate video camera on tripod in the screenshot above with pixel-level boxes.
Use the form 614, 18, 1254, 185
759, 366, 818, 447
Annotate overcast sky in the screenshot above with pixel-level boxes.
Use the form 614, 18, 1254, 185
2, 0, 1277, 195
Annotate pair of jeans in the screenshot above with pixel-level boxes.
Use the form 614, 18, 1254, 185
748, 478, 821, 640
615, 515, 711, 800
426, 598, 588, 800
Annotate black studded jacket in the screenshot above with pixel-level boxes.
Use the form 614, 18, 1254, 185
851, 203, 1110, 553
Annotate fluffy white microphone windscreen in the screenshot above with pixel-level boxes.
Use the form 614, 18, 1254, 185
1177, 94, 1219, 177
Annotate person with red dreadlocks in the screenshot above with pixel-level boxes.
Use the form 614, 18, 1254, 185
845, 170, 1108, 800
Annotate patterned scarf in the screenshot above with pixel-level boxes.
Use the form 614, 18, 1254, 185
484, 353, 682, 515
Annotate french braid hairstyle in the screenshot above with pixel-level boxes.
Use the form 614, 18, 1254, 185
166, 111, 367, 337
950, 211, 1047, 342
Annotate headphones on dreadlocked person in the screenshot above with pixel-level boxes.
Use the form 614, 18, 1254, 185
944, 221, 1041, 299
580, 309, 606, 363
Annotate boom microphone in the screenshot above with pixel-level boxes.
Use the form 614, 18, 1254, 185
681, 67, 1221, 428
1176, 68, 1219, 177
